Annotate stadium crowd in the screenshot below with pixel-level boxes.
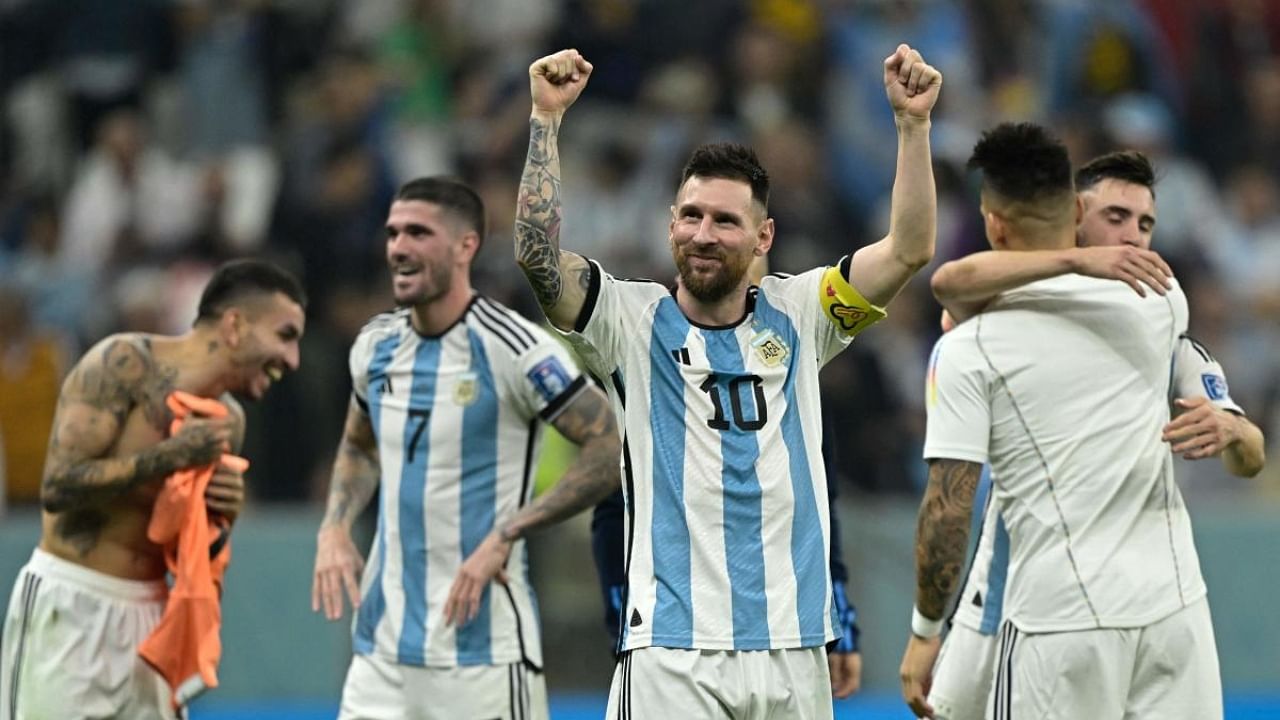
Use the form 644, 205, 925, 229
1, 0, 1278, 511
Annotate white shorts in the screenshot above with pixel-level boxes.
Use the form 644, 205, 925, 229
0, 548, 175, 720
338, 652, 547, 720
929, 623, 997, 720
990, 597, 1222, 720
606, 646, 832, 720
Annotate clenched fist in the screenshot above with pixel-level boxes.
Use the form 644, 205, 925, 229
884, 44, 942, 123
529, 49, 593, 116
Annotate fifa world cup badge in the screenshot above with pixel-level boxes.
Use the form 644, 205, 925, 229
750, 327, 789, 368
453, 372, 479, 406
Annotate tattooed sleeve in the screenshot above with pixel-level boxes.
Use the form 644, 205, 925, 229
913, 458, 983, 621
320, 397, 382, 530
40, 335, 184, 514
497, 385, 620, 541
515, 114, 594, 331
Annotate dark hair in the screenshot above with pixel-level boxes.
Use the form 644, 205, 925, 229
967, 122, 1073, 203
196, 259, 307, 324
395, 176, 487, 244
1075, 150, 1156, 199
680, 143, 770, 208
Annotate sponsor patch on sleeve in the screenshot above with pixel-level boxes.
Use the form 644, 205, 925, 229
527, 356, 573, 402
1201, 373, 1229, 401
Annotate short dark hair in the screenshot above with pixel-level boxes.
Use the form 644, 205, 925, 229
1075, 150, 1156, 199
395, 176, 487, 243
967, 122, 1073, 203
196, 259, 307, 324
680, 143, 770, 208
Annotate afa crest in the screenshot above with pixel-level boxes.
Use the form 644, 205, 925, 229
750, 327, 789, 367
453, 373, 479, 406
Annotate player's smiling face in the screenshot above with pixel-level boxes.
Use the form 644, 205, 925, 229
669, 176, 773, 303
227, 292, 305, 400
385, 200, 469, 307
1077, 179, 1156, 250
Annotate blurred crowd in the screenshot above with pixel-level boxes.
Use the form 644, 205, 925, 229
1, 0, 1278, 510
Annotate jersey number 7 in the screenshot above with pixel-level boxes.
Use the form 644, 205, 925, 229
406, 408, 430, 463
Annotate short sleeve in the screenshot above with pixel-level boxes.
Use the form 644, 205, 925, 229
756, 256, 887, 366
348, 328, 378, 411
1171, 335, 1245, 415
511, 328, 590, 423
922, 332, 992, 463
557, 258, 668, 381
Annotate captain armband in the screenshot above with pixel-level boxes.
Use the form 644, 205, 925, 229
819, 265, 886, 338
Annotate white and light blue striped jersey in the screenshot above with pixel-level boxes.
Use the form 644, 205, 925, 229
948, 334, 1246, 636
347, 297, 588, 669
562, 257, 884, 652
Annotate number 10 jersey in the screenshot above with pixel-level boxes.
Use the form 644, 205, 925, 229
562, 258, 883, 652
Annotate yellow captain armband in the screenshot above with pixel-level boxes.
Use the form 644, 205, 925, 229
819, 264, 887, 337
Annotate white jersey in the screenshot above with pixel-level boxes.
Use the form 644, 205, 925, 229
948, 333, 1245, 635
349, 298, 588, 668
924, 274, 1203, 633
563, 257, 883, 652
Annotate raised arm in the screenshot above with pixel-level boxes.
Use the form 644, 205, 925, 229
313, 397, 382, 620
445, 385, 620, 624
932, 246, 1174, 324
846, 45, 941, 307
900, 457, 983, 718
41, 337, 232, 513
515, 49, 596, 331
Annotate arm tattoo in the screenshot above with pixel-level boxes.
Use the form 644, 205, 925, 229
499, 388, 620, 540
516, 116, 566, 313
321, 402, 382, 529
914, 459, 983, 620
223, 394, 247, 454
41, 337, 185, 514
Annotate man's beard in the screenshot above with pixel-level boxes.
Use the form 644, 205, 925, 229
393, 263, 453, 307
675, 249, 751, 303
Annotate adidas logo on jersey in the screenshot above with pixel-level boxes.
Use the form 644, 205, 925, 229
630, 609, 643, 627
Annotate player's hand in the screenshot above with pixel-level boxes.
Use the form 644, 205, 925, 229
529, 49, 593, 116
204, 460, 245, 524
940, 309, 956, 333
900, 633, 942, 718
829, 650, 863, 699
444, 530, 513, 626
168, 416, 235, 468
1163, 397, 1239, 460
884, 44, 942, 123
1070, 245, 1172, 298
312, 524, 365, 621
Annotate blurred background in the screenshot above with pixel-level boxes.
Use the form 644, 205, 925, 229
0, 0, 1278, 717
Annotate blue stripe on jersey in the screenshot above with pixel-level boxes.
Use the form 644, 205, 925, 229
456, 328, 498, 665
648, 298, 694, 646
702, 329, 770, 649
980, 515, 1010, 635
354, 333, 402, 654
754, 293, 827, 645
397, 338, 442, 665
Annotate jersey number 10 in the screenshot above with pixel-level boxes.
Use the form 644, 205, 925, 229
699, 374, 767, 432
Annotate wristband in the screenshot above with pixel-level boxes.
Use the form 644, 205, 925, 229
911, 605, 944, 638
